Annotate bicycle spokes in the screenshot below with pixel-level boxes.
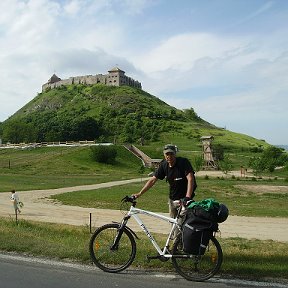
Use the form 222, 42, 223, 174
172, 236, 223, 281
89, 224, 136, 273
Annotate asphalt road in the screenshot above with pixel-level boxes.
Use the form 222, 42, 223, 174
0, 253, 286, 288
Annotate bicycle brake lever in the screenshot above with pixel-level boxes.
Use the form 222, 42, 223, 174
121, 196, 129, 202
186, 200, 194, 206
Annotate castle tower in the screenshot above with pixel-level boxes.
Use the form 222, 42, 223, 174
107, 67, 125, 86
48, 74, 61, 84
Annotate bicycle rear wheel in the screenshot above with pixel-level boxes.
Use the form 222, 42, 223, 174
89, 223, 136, 273
172, 235, 222, 281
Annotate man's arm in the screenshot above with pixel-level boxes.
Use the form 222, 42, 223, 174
185, 172, 194, 199
134, 176, 158, 198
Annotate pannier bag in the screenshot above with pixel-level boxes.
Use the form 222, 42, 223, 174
182, 223, 213, 255
182, 198, 229, 254
188, 198, 229, 224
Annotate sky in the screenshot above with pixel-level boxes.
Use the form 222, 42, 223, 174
0, 0, 288, 145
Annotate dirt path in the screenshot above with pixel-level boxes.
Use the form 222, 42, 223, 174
0, 177, 287, 242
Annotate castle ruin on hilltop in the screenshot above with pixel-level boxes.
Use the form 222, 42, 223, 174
42, 67, 142, 91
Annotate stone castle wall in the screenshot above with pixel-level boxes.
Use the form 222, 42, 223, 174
42, 68, 142, 91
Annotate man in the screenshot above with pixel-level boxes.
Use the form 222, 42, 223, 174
134, 144, 197, 218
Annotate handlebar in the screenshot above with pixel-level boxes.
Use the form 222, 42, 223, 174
121, 195, 137, 206
121, 195, 193, 210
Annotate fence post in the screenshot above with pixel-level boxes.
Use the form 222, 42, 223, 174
89, 213, 92, 234
15, 210, 18, 225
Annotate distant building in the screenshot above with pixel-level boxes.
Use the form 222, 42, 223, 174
200, 136, 219, 170
42, 67, 142, 91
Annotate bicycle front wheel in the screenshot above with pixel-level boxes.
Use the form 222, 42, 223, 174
172, 235, 223, 281
89, 223, 136, 273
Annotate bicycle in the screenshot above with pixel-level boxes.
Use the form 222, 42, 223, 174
89, 196, 223, 282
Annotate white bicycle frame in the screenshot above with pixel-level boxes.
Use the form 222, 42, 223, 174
126, 205, 182, 258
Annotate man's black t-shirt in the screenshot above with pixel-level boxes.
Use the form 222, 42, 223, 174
154, 157, 196, 200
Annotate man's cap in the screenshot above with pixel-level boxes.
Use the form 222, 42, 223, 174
163, 144, 177, 154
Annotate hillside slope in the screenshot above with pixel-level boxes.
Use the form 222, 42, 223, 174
1, 84, 268, 151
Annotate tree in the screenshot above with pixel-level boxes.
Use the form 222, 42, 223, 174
219, 154, 233, 175
249, 146, 288, 174
90, 145, 117, 164
70, 117, 101, 141
122, 120, 136, 143
193, 155, 203, 172
183, 108, 199, 121
261, 146, 288, 172
2, 120, 36, 143
213, 144, 225, 161
249, 156, 264, 176
0, 122, 3, 137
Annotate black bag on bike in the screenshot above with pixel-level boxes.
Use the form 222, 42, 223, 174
187, 198, 229, 224
182, 207, 217, 255
182, 223, 213, 255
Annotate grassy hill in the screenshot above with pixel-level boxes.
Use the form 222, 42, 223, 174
0, 84, 269, 152
0, 82, 283, 192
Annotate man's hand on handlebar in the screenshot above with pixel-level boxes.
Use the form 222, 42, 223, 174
181, 197, 193, 207
132, 192, 141, 199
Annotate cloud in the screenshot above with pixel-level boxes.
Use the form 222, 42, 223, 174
63, 0, 82, 15
1, 0, 288, 144
131, 30, 288, 97
131, 33, 252, 94
237, 1, 275, 24
0, 0, 60, 57
40, 48, 138, 77
157, 49, 288, 114
120, 0, 153, 15
128, 27, 288, 145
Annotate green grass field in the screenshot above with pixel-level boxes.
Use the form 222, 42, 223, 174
0, 218, 287, 282
0, 145, 287, 283
0, 146, 141, 191
50, 177, 288, 217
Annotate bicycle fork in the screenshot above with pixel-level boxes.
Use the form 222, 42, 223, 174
111, 216, 138, 250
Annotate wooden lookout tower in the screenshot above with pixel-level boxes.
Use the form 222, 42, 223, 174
200, 136, 218, 170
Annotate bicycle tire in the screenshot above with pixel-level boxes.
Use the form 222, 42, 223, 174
89, 223, 136, 273
171, 235, 223, 281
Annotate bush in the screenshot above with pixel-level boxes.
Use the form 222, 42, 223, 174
90, 145, 117, 164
